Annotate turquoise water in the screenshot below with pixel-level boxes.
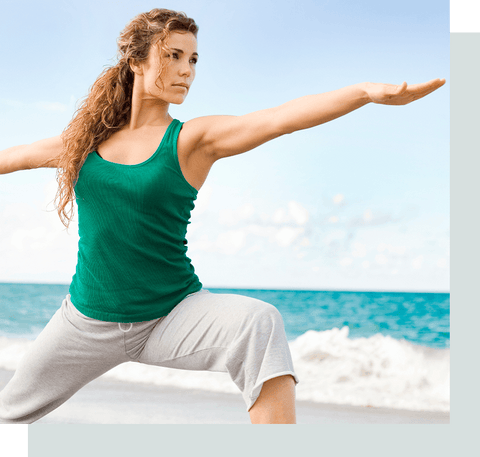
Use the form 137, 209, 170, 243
220, 288, 450, 349
0, 283, 449, 349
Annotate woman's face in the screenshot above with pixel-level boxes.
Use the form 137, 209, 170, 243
134, 31, 198, 105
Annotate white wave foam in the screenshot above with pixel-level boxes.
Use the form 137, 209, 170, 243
288, 326, 450, 412
0, 328, 450, 412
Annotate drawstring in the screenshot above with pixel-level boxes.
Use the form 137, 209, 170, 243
118, 322, 133, 332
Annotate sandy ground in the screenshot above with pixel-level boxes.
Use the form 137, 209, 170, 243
0, 369, 449, 424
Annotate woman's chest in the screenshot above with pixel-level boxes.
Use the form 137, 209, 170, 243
96, 128, 167, 165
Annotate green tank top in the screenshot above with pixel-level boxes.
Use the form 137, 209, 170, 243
69, 119, 203, 322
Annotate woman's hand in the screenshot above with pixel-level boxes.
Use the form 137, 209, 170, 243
365, 78, 446, 105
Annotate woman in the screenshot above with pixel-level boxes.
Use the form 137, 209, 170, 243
0, 8, 445, 424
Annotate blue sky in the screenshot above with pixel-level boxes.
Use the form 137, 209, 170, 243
0, 0, 449, 291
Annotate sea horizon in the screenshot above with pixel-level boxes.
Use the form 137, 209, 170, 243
0, 281, 450, 295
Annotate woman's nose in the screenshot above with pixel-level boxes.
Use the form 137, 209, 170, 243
179, 62, 191, 76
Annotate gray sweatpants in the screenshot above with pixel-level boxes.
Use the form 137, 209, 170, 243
0, 289, 299, 424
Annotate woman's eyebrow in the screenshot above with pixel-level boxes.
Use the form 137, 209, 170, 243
171, 47, 199, 57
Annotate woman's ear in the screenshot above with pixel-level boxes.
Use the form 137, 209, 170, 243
129, 59, 143, 76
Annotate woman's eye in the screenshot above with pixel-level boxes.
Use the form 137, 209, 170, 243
165, 52, 196, 64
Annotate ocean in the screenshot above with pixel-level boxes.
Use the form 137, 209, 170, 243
0, 283, 450, 412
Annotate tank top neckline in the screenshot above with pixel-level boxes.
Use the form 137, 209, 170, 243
92, 119, 178, 168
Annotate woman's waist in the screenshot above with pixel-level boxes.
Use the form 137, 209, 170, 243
68, 280, 203, 323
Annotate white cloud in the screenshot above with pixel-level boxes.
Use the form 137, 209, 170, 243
339, 257, 353, 267
299, 237, 310, 247
219, 202, 254, 226
352, 242, 367, 258
272, 207, 288, 224
328, 216, 339, 223
239, 203, 255, 219
333, 194, 344, 204
0, 194, 79, 283
437, 258, 447, 268
215, 229, 246, 255
377, 242, 406, 256
349, 210, 394, 228
288, 201, 309, 225
412, 255, 424, 269
43, 179, 59, 213
378, 242, 387, 252
275, 227, 304, 247
323, 229, 348, 244
272, 201, 309, 226
362, 260, 370, 269
186, 220, 202, 237
375, 254, 388, 265
192, 233, 213, 251
193, 183, 213, 216
388, 245, 406, 256
245, 224, 276, 238
245, 243, 262, 255
10, 227, 47, 251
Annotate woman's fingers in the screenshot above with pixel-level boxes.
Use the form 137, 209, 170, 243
380, 79, 446, 104
406, 79, 446, 102
367, 79, 445, 105
406, 78, 446, 95
396, 81, 408, 95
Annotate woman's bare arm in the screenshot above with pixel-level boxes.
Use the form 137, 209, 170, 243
0, 136, 63, 174
184, 79, 446, 162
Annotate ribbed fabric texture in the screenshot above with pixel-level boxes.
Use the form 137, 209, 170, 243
69, 119, 203, 322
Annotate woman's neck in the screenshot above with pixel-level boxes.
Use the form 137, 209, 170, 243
128, 85, 172, 130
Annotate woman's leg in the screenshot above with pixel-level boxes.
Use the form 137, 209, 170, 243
0, 295, 128, 424
248, 374, 296, 424
132, 289, 299, 424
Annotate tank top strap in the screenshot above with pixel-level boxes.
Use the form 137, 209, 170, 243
154, 118, 182, 166
166, 118, 183, 155
162, 119, 197, 196
160, 119, 182, 147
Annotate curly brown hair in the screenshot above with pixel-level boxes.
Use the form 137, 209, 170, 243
54, 8, 198, 228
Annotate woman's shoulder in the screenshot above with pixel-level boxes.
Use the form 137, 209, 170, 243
177, 117, 209, 157
177, 115, 229, 156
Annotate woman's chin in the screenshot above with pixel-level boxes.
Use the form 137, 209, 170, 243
166, 93, 188, 105
153, 91, 188, 105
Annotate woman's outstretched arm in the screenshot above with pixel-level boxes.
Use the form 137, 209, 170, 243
0, 136, 63, 174
185, 79, 446, 161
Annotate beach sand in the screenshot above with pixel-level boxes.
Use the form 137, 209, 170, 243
0, 369, 449, 424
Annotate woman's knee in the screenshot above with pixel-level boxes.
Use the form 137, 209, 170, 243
251, 300, 284, 327
234, 298, 285, 339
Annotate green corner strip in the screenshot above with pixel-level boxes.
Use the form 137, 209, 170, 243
0, 425, 27, 457
450, 0, 480, 32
